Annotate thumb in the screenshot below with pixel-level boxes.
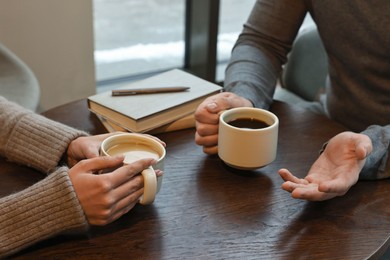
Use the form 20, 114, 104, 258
205, 102, 221, 114
355, 135, 373, 160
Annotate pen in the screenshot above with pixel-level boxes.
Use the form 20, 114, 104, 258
112, 86, 190, 96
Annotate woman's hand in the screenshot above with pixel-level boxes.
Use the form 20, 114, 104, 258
69, 155, 162, 225
66, 132, 166, 167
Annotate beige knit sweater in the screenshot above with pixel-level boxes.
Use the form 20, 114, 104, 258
0, 97, 89, 257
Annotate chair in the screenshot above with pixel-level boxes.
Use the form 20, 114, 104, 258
274, 24, 328, 104
0, 42, 40, 111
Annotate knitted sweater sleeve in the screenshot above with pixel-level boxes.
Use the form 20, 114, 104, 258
0, 96, 88, 173
0, 167, 89, 257
0, 97, 89, 256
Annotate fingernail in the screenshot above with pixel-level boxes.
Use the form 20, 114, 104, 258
207, 102, 218, 110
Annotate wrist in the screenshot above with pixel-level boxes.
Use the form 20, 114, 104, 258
60, 148, 69, 165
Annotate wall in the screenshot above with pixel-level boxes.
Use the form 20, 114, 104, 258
0, 0, 96, 111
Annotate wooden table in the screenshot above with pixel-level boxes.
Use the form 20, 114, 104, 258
6, 99, 390, 259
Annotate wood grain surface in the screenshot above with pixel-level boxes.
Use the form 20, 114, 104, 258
3, 99, 389, 259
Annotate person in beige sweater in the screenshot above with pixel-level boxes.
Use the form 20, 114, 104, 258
0, 96, 163, 257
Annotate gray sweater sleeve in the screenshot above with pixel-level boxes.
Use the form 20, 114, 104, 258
359, 125, 390, 180
224, 0, 307, 109
224, 45, 279, 109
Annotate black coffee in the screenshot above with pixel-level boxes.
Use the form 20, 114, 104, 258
227, 117, 270, 129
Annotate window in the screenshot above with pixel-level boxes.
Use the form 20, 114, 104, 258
93, 0, 185, 86
217, 0, 256, 80
93, 0, 260, 89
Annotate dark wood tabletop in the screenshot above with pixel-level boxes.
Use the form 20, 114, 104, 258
5, 99, 390, 259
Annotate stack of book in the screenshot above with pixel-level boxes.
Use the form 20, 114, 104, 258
88, 69, 222, 134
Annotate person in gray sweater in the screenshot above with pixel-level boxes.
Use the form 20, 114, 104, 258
194, 0, 389, 201
0, 96, 163, 257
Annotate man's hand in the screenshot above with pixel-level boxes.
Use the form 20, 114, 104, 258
279, 131, 373, 201
194, 92, 253, 154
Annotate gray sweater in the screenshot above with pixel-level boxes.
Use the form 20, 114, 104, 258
224, 0, 389, 179
0, 97, 89, 257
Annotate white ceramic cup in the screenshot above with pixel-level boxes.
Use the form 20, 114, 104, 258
218, 107, 279, 170
100, 133, 166, 205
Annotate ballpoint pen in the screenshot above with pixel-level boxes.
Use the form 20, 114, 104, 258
111, 86, 190, 96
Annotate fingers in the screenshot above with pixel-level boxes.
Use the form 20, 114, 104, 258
107, 198, 140, 224
194, 122, 219, 154
203, 146, 218, 155
194, 132, 218, 155
279, 168, 338, 201
278, 168, 309, 184
102, 159, 160, 222
155, 169, 164, 177
195, 128, 218, 145
101, 176, 145, 224
281, 168, 356, 201
205, 102, 222, 114
72, 155, 125, 174
108, 158, 157, 188
290, 186, 337, 201
281, 180, 337, 201
195, 92, 244, 125
195, 120, 219, 137
194, 104, 221, 125
194, 92, 253, 155
281, 181, 300, 193
91, 186, 144, 226
87, 158, 159, 225
281, 181, 310, 194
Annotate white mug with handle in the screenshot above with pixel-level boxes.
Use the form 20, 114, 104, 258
100, 133, 166, 205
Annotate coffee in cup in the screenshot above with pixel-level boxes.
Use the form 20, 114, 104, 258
218, 107, 279, 170
100, 133, 166, 205
227, 117, 270, 129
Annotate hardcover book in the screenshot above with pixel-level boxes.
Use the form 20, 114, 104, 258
88, 69, 221, 133
96, 113, 195, 134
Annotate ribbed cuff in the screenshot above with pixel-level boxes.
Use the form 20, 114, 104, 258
5, 113, 87, 173
0, 167, 88, 257
360, 125, 390, 180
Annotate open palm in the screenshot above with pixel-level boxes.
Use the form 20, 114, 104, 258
279, 131, 373, 201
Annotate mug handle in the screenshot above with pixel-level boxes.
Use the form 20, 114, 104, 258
139, 166, 157, 205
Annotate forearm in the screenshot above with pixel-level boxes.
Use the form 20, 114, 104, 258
0, 97, 87, 172
223, 0, 306, 109
224, 45, 279, 109
0, 167, 88, 257
360, 125, 390, 179
6, 113, 87, 172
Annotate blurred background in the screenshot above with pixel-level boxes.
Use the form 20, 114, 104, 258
94, 0, 256, 89
0, 0, 312, 111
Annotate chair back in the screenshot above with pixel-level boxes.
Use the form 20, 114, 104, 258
0, 43, 40, 111
281, 25, 328, 101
